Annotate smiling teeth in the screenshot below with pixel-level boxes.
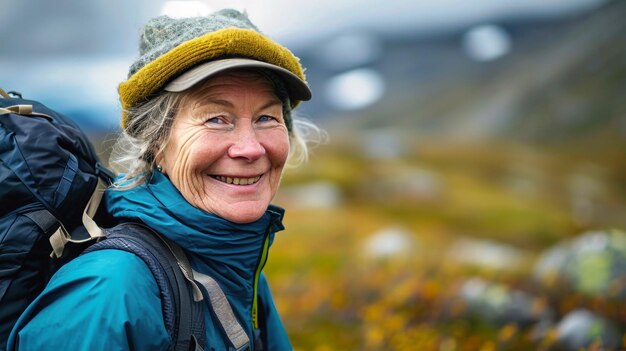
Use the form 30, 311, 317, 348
214, 175, 261, 185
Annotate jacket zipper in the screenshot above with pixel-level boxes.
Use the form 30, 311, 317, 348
251, 230, 271, 329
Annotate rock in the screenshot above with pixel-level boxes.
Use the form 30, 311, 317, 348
555, 309, 621, 351
279, 181, 342, 209
457, 278, 552, 327
363, 226, 416, 259
533, 229, 626, 297
447, 237, 528, 271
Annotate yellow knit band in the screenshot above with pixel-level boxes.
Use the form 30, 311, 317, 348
118, 27, 306, 129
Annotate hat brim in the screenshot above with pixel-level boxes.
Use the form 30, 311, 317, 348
164, 58, 312, 101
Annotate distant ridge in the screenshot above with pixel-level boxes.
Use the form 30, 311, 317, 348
307, 0, 625, 144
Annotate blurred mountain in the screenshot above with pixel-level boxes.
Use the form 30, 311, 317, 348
300, 0, 625, 144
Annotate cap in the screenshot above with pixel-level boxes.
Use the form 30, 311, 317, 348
118, 9, 310, 129
164, 57, 311, 101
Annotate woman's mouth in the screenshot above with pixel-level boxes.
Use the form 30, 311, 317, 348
211, 175, 262, 185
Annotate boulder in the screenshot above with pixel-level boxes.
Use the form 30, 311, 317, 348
533, 229, 626, 297
555, 309, 621, 351
457, 277, 552, 327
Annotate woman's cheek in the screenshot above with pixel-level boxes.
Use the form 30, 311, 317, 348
267, 128, 290, 165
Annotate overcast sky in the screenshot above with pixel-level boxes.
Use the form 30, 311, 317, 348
0, 0, 609, 129
0, 0, 608, 57
224, 0, 607, 45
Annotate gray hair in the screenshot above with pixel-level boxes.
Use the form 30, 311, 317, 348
109, 72, 324, 189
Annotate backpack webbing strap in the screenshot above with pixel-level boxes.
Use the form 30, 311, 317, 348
23, 209, 73, 267
0, 107, 13, 116
82, 178, 106, 239
22, 210, 59, 234
154, 232, 204, 302
192, 269, 251, 351
49, 178, 107, 258
0, 104, 53, 120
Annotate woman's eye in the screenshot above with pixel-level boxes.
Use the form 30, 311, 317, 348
205, 116, 225, 124
257, 115, 277, 123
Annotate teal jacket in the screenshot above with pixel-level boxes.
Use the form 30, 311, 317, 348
7, 172, 292, 350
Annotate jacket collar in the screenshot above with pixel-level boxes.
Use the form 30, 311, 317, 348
105, 172, 285, 297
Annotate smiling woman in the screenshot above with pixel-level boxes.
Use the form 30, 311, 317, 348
7, 8, 321, 351
157, 70, 291, 223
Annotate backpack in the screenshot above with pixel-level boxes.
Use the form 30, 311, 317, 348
0, 88, 111, 346
0, 89, 251, 351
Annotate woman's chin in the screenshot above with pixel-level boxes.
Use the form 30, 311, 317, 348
222, 212, 265, 224
213, 203, 268, 224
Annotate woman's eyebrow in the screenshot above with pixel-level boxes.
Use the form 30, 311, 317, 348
193, 97, 282, 111
257, 99, 283, 111
201, 98, 234, 108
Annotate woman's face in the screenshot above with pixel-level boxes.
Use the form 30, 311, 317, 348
157, 70, 290, 223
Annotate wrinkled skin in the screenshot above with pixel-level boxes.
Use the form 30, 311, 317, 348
156, 70, 290, 223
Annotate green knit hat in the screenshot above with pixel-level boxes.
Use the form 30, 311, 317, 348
118, 9, 311, 129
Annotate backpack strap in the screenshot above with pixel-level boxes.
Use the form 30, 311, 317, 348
192, 269, 251, 351
83, 223, 206, 351
22, 210, 59, 235
0, 103, 54, 120
0, 89, 49, 118
147, 227, 251, 350
83, 223, 252, 351
48, 178, 107, 258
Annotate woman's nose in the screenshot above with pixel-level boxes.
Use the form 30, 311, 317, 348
228, 126, 266, 161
